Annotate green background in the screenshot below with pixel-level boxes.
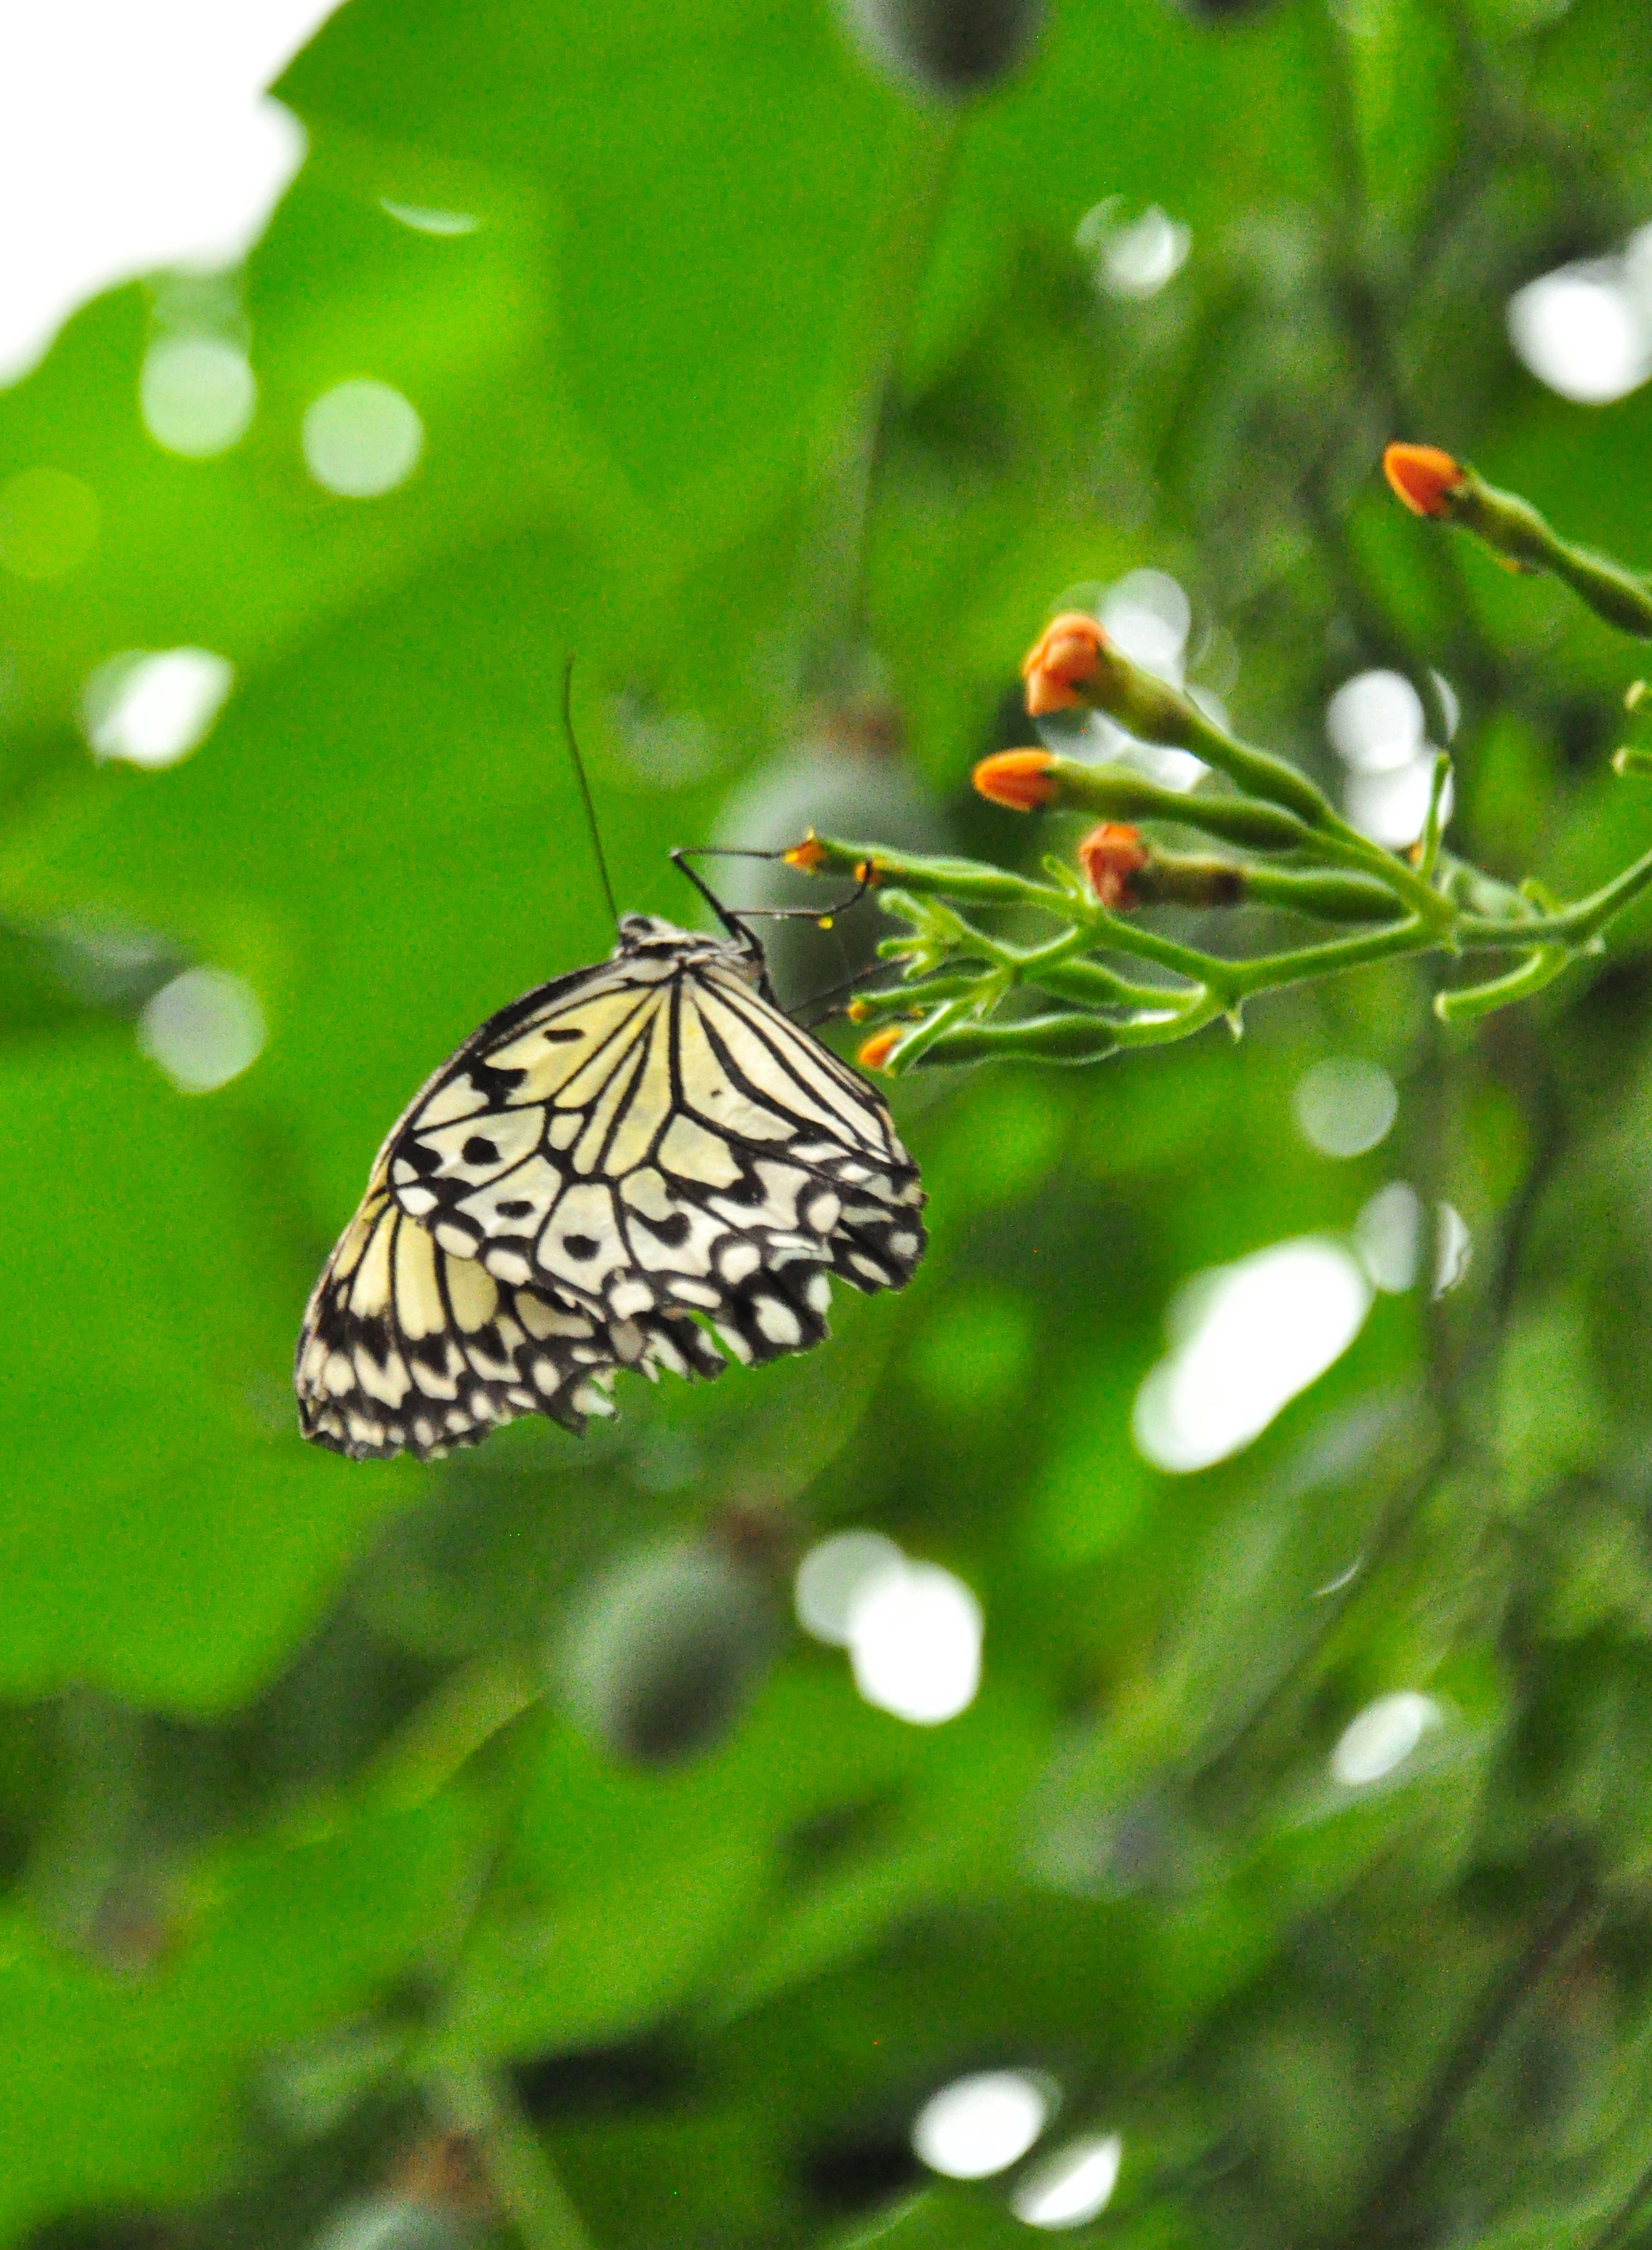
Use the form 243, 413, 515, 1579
4, 0, 1652, 2242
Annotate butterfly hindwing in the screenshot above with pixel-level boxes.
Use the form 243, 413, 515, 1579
294, 1170, 618, 1462
384, 921, 926, 1371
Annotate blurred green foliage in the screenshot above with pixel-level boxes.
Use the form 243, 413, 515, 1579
4, 0, 1652, 2244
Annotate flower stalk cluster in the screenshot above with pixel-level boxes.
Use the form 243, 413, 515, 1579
782, 459, 1652, 1074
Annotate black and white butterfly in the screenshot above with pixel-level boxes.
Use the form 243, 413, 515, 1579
295, 903, 926, 1463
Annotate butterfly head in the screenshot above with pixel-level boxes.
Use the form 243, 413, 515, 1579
614, 912, 765, 987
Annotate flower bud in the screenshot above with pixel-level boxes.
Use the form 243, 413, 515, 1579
1076, 823, 1149, 909
835, 0, 1045, 101
1021, 612, 1109, 716
558, 1540, 782, 1767
972, 747, 1057, 810
857, 1028, 903, 1071
1383, 443, 1465, 520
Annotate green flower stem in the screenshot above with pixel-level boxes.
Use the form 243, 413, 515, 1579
1455, 841, 1652, 950
850, 972, 994, 1025
1040, 759, 1310, 850
901, 1013, 1123, 1067
1029, 956, 1194, 1008
1435, 947, 1572, 1024
1445, 467, 1652, 639
1063, 906, 1226, 985
1109, 990, 1227, 1046
1086, 658, 1451, 924
804, 836, 1031, 904
880, 992, 986, 1070
1433, 848, 1538, 923
1295, 820, 1454, 924
1131, 690, 1453, 926
1221, 916, 1434, 1000
1001, 927, 1154, 1004
1419, 754, 1452, 879
1076, 656, 1333, 827
1139, 854, 1405, 924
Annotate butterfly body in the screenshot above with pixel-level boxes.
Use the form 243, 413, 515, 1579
296, 914, 925, 1462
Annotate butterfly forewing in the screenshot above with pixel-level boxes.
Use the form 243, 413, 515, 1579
294, 1168, 618, 1461
384, 923, 926, 1372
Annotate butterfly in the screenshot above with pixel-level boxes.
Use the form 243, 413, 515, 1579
295, 907, 926, 1463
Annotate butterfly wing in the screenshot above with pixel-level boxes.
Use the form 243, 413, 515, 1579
294, 1166, 617, 1463
385, 949, 926, 1370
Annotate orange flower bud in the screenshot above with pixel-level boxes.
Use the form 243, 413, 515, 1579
857, 1028, 902, 1072
783, 832, 827, 871
1383, 443, 1465, 520
973, 747, 1057, 811
1022, 611, 1109, 716
1076, 822, 1149, 910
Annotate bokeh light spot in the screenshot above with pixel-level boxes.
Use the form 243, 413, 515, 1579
1331, 1691, 1442, 1786
1434, 1202, 1472, 1296
0, 467, 98, 580
1353, 1182, 1422, 1293
1134, 1239, 1372, 1473
379, 200, 480, 236
1078, 199, 1189, 299
1326, 670, 1449, 846
138, 968, 266, 1094
912, 2071, 1051, 2180
1292, 1057, 1399, 1159
302, 378, 424, 497
1012, 2133, 1124, 2228
794, 1530, 905, 1647
1327, 670, 1424, 773
847, 1560, 982, 1726
1508, 265, 1652, 405
141, 334, 256, 457
84, 648, 234, 768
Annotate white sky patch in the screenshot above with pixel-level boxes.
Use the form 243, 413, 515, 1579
912, 2071, 1051, 2180
302, 378, 424, 497
0, 1, 337, 386
138, 967, 266, 1092
1012, 2134, 1125, 2228
847, 1559, 982, 1726
1134, 1238, 1372, 1473
84, 647, 233, 767
1331, 1692, 1443, 1786
1292, 1057, 1398, 1159
794, 1530, 905, 1647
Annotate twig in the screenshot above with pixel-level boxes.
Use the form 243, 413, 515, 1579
438, 2060, 600, 2250
1346, 1882, 1597, 2246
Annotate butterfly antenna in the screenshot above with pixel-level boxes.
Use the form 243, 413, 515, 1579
562, 657, 619, 932
794, 955, 903, 1030
671, 846, 874, 929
